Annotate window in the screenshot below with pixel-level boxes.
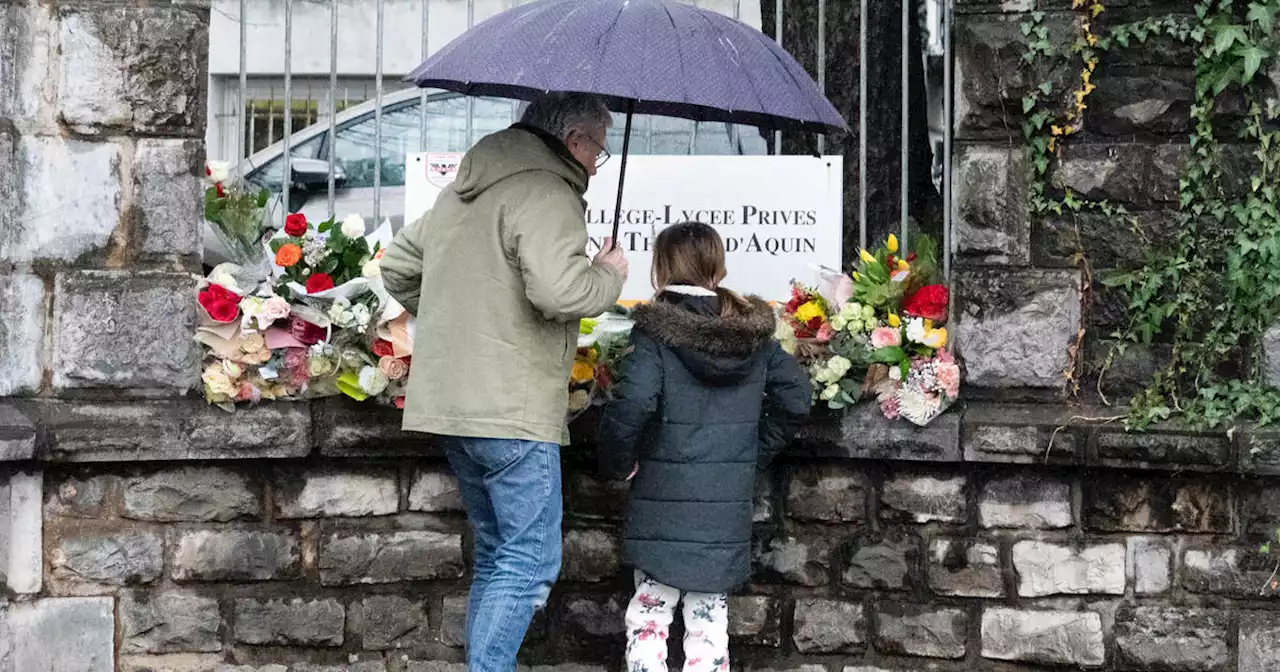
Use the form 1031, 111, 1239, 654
244, 135, 324, 191
606, 114, 768, 156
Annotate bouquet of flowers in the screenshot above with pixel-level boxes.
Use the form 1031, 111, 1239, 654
778, 234, 961, 426
568, 310, 635, 421
203, 161, 272, 272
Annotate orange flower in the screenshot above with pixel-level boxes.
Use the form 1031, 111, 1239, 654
275, 243, 302, 267
571, 360, 595, 383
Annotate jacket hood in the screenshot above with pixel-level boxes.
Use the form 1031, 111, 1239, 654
633, 291, 778, 386
451, 125, 589, 202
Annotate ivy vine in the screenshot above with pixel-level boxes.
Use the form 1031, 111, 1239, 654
1021, 0, 1280, 430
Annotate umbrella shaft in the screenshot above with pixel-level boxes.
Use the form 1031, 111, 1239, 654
610, 102, 636, 248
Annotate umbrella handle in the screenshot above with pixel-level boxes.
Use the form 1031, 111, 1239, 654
609, 101, 635, 248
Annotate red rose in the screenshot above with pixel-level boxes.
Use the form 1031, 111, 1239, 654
805, 316, 823, 332
198, 284, 240, 323
284, 213, 308, 237
903, 284, 949, 322
372, 340, 395, 358
394, 396, 406, 410
306, 273, 335, 293
215, 183, 226, 198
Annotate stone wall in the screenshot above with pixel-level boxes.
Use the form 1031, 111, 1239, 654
2, 0, 1280, 671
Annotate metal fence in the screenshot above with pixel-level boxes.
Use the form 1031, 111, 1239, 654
224, 0, 954, 280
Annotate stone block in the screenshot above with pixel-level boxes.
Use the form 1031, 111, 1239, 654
0, 402, 37, 461
963, 423, 1078, 464
56, 5, 207, 135
408, 664, 468, 672
1182, 547, 1277, 598
795, 404, 960, 462
134, 139, 202, 256
756, 529, 837, 587
171, 529, 300, 582
980, 607, 1105, 667
0, 471, 42, 595
314, 397, 439, 457
6, 136, 121, 263
49, 528, 164, 593
0, 274, 45, 396
1128, 537, 1172, 595
357, 595, 432, 650
564, 471, 629, 522
1264, 323, 1280, 389
753, 474, 775, 523
234, 598, 345, 647
319, 530, 464, 585
45, 473, 114, 519
1083, 477, 1231, 533
951, 144, 1029, 265
1244, 485, 1280, 539
52, 272, 198, 391
121, 654, 229, 672
953, 269, 1082, 389
928, 537, 1004, 598
563, 595, 626, 637
785, 464, 867, 522
1242, 429, 1280, 474
275, 469, 399, 519
1012, 540, 1125, 597
7, 597, 115, 672
841, 530, 920, 591
729, 595, 780, 647
954, 15, 1075, 137
1060, 144, 1183, 208
41, 400, 312, 461
1091, 429, 1231, 471
1240, 613, 1280, 672
439, 596, 467, 647
874, 603, 967, 659
123, 467, 259, 522
561, 528, 620, 583
978, 475, 1072, 529
880, 471, 966, 524
121, 591, 222, 654
407, 469, 464, 513
290, 663, 387, 672
1114, 606, 1229, 671
792, 598, 866, 654
1089, 73, 1193, 137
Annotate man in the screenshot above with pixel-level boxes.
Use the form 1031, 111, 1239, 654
380, 92, 627, 671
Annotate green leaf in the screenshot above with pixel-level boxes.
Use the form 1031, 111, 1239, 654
1039, 81, 1053, 95
869, 346, 907, 365
1213, 25, 1248, 55
1247, 2, 1275, 35
1021, 21, 1033, 36
1237, 45, 1267, 84
1023, 96, 1037, 114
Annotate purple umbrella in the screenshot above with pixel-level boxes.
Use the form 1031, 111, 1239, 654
405, 0, 847, 242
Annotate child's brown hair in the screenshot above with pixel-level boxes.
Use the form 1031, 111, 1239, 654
650, 221, 752, 318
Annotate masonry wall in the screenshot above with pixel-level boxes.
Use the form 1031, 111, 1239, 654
2, 1, 1280, 671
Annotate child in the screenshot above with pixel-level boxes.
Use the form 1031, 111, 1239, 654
598, 221, 812, 672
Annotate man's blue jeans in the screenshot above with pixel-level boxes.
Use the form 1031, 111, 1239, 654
441, 436, 562, 672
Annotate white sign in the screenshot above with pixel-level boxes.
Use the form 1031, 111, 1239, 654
405, 153, 843, 302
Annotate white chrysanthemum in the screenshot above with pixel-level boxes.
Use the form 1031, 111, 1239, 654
358, 365, 389, 396
341, 214, 366, 238
906, 318, 928, 344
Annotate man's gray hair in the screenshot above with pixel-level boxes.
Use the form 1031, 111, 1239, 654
519, 92, 613, 139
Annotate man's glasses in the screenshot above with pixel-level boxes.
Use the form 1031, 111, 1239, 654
584, 135, 611, 168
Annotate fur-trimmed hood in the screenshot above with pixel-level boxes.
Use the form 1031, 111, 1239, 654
631, 291, 777, 386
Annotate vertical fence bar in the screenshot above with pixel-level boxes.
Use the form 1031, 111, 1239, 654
942, 0, 953, 280
420, 0, 430, 151
237, 0, 247, 172
328, 0, 339, 218
465, 0, 475, 147
283, 0, 293, 228
816, 0, 825, 156
858, 0, 868, 249
899, 0, 910, 252
373, 0, 386, 225
730, 0, 740, 153
773, 0, 782, 155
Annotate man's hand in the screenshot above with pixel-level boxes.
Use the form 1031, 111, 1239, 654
593, 237, 629, 281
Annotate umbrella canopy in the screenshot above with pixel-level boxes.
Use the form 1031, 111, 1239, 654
404, 0, 847, 135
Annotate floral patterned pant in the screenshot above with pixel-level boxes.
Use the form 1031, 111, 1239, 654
625, 571, 729, 672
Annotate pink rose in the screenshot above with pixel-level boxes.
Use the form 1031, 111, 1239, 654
261, 295, 291, 323
816, 322, 836, 343
870, 327, 902, 349
379, 355, 409, 381
936, 362, 961, 399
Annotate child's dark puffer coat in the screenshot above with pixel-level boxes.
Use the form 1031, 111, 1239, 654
598, 290, 812, 594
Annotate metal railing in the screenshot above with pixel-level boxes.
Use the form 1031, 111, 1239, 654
222, 0, 954, 279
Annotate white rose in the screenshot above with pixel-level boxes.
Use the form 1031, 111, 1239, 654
820, 383, 840, 401
828, 355, 852, 378
906, 318, 928, 345
358, 365, 390, 396
341, 214, 366, 238
205, 161, 231, 184
841, 303, 861, 320
362, 259, 381, 278
207, 264, 245, 296
830, 315, 847, 332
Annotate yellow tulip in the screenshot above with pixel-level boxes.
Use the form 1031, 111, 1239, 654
859, 249, 876, 264
924, 327, 948, 349
886, 234, 899, 253
852, 271, 860, 281
888, 313, 901, 328
896, 259, 909, 271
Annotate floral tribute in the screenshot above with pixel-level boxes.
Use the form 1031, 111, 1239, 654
778, 234, 960, 426
197, 162, 621, 417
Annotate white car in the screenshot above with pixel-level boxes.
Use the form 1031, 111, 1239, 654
205, 89, 767, 266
